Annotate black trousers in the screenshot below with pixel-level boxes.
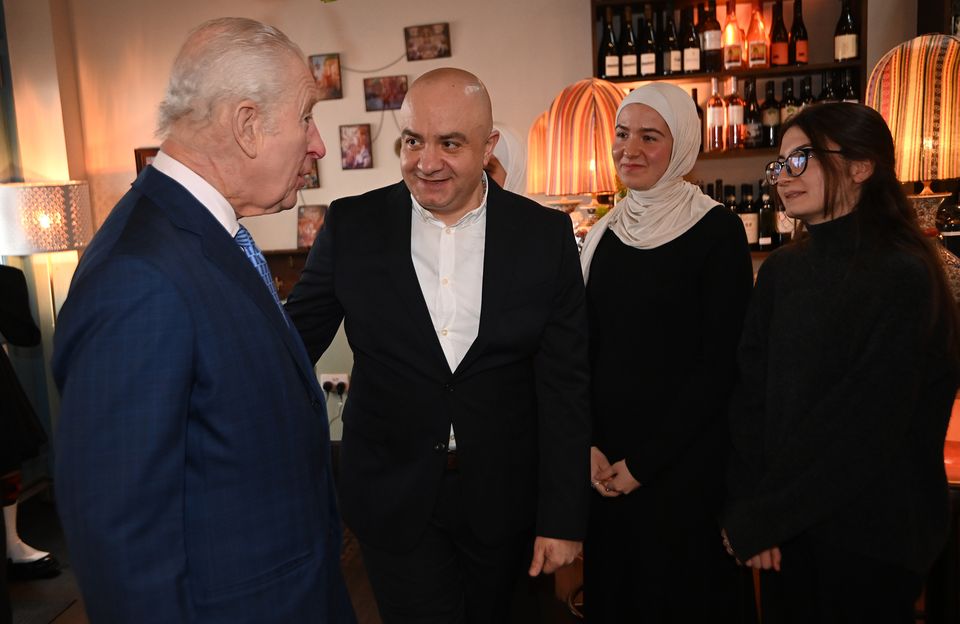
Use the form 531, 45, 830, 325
760, 533, 923, 624
358, 470, 531, 624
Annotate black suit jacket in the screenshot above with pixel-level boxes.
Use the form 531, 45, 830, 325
286, 180, 591, 551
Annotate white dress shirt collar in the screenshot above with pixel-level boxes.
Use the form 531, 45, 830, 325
150, 151, 240, 237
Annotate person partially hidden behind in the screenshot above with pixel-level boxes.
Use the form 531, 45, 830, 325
286, 68, 592, 623
52, 17, 354, 623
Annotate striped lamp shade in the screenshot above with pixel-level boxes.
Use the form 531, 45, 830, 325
526, 111, 549, 194
544, 78, 623, 196
865, 34, 960, 183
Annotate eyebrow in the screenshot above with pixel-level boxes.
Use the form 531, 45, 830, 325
400, 129, 469, 143
777, 144, 812, 158
616, 124, 665, 136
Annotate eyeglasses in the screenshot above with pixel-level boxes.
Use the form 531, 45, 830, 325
764, 147, 844, 186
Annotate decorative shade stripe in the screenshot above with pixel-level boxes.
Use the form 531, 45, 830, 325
526, 111, 549, 195
0, 181, 92, 255
865, 34, 960, 182
544, 78, 623, 196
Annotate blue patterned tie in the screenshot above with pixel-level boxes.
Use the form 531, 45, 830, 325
234, 225, 287, 321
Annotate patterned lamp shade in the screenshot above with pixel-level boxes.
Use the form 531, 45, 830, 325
543, 78, 623, 196
865, 34, 960, 183
526, 111, 549, 195
0, 181, 92, 255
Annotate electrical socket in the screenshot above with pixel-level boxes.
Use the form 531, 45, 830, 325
319, 373, 349, 393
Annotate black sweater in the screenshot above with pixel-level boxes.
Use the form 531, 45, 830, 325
723, 212, 959, 572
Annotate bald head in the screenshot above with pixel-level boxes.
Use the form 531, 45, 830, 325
401, 68, 494, 137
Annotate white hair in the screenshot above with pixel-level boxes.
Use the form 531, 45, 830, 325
156, 17, 305, 138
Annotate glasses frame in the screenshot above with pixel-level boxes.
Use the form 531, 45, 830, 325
765, 146, 844, 186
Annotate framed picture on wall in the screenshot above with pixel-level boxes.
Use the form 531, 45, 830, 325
339, 124, 373, 170
134, 147, 159, 174
301, 159, 320, 189
297, 204, 328, 249
309, 53, 343, 101
363, 75, 408, 111
404, 23, 451, 61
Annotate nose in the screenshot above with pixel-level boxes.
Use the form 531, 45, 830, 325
619, 135, 642, 159
417, 143, 442, 175
307, 119, 326, 159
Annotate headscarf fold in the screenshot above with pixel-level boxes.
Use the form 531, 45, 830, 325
581, 83, 718, 281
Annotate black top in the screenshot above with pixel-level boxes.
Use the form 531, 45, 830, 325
587, 205, 753, 504
723, 212, 959, 572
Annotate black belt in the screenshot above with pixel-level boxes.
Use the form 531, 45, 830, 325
445, 451, 459, 471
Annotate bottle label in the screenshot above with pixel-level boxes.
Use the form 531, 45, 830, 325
759, 236, 773, 245
745, 122, 762, 146
771, 42, 788, 65
762, 107, 780, 127
835, 34, 857, 60
795, 40, 809, 63
740, 214, 759, 243
605, 55, 620, 77
727, 104, 744, 125
622, 54, 638, 76
780, 104, 798, 124
707, 106, 725, 129
748, 42, 768, 67
724, 44, 742, 68
777, 211, 795, 234
702, 30, 722, 51
667, 50, 682, 72
640, 53, 656, 76
683, 48, 701, 71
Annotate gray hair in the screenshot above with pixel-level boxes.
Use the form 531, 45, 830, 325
156, 17, 305, 138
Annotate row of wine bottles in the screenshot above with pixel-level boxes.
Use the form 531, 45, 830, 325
697, 179, 793, 251
692, 69, 859, 152
597, 0, 860, 79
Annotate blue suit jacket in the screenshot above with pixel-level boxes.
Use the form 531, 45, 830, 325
53, 167, 354, 623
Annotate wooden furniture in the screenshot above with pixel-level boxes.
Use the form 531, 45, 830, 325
264, 248, 309, 300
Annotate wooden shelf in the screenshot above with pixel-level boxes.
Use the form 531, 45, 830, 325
605, 60, 862, 85
699, 147, 777, 161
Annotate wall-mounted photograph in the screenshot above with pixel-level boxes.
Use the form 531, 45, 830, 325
301, 159, 320, 189
404, 23, 451, 61
134, 147, 159, 174
309, 53, 343, 100
297, 204, 328, 249
340, 124, 373, 170
363, 75, 408, 111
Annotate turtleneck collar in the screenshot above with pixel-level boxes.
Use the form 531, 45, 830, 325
804, 210, 861, 254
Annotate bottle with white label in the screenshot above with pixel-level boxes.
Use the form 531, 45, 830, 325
619, 6, 639, 78
639, 13, 658, 77
738, 183, 759, 249
660, 8, 682, 75
722, 0, 743, 70
834, 0, 859, 62
725, 77, 746, 150
779, 78, 799, 125
746, 5, 768, 68
680, 7, 702, 73
700, 0, 723, 72
757, 182, 778, 251
706, 77, 726, 152
598, 6, 620, 79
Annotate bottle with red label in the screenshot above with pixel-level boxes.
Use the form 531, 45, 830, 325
770, 0, 789, 67
789, 0, 809, 64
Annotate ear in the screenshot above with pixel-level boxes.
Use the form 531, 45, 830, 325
482, 129, 500, 166
233, 100, 261, 159
849, 158, 875, 184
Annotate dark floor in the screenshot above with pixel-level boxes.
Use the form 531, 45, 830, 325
7, 496, 579, 624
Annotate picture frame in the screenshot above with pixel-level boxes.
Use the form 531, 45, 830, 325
134, 147, 159, 174
363, 75, 408, 112
301, 159, 320, 189
309, 53, 343, 101
404, 23, 452, 61
297, 204, 328, 248
339, 124, 373, 170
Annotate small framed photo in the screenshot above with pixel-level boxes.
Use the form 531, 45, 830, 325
404, 23, 451, 61
301, 159, 320, 189
134, 147, 159, 174
363, 75, 408, 111
309, 53, 343, 101
297, 204, 328, 248
340, 124, 373, 170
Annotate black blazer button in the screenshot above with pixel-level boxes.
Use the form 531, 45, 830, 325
433, 442, 447, 452
443, 383, 454, 392
311, 398, 322, 408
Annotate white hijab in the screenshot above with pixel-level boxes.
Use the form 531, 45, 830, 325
581, 83, 718, 281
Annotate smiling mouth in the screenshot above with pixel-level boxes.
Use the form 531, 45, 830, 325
782, 190, 804, 200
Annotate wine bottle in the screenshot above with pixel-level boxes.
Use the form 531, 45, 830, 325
757, 183, 778, 250
639, 12, 658, 77
706, 77, 726, 152
817, 71, 839, 102
746, 4, 769, 68
789, 0, 809, 65
724, 186, 739, 218
620, 6, 639, 78
776, 195, 795, 243
840, 69, 859, 103
706, 183, 715, 201
835, 0, 859, 62
700, 0, 723, 72
660, 7, 682, 75
599, 6, 620, 79
761, 80, 780, 148
738, 183, 759, 249
779, 78, 799, 125
770, 0, 789, 66
722, 0, 743, 70
715, 178, 724, 202
743, 79, 763, 149
692, 88, 705, 152
726, 76, 746, 150
799, 75, 815, 109
681, 7, 702, 73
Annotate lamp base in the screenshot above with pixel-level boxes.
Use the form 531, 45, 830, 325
911, 191, 960, 302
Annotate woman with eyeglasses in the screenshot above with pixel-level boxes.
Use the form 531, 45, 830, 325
722, 102, 960, 623
580, 83, 754, 622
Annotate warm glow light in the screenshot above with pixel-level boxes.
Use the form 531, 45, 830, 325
36, 212, 53, 229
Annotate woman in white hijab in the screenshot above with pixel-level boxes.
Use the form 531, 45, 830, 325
581, 82, 754, 622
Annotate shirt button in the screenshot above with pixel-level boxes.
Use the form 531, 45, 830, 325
445, 228, 453, 235
440, 328, 448, 336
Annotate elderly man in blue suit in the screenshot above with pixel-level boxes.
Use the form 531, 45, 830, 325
52, 17, 354, 623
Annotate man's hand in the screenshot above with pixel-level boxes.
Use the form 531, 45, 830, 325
528, 537, 582, 576
595, 458, 641, 496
